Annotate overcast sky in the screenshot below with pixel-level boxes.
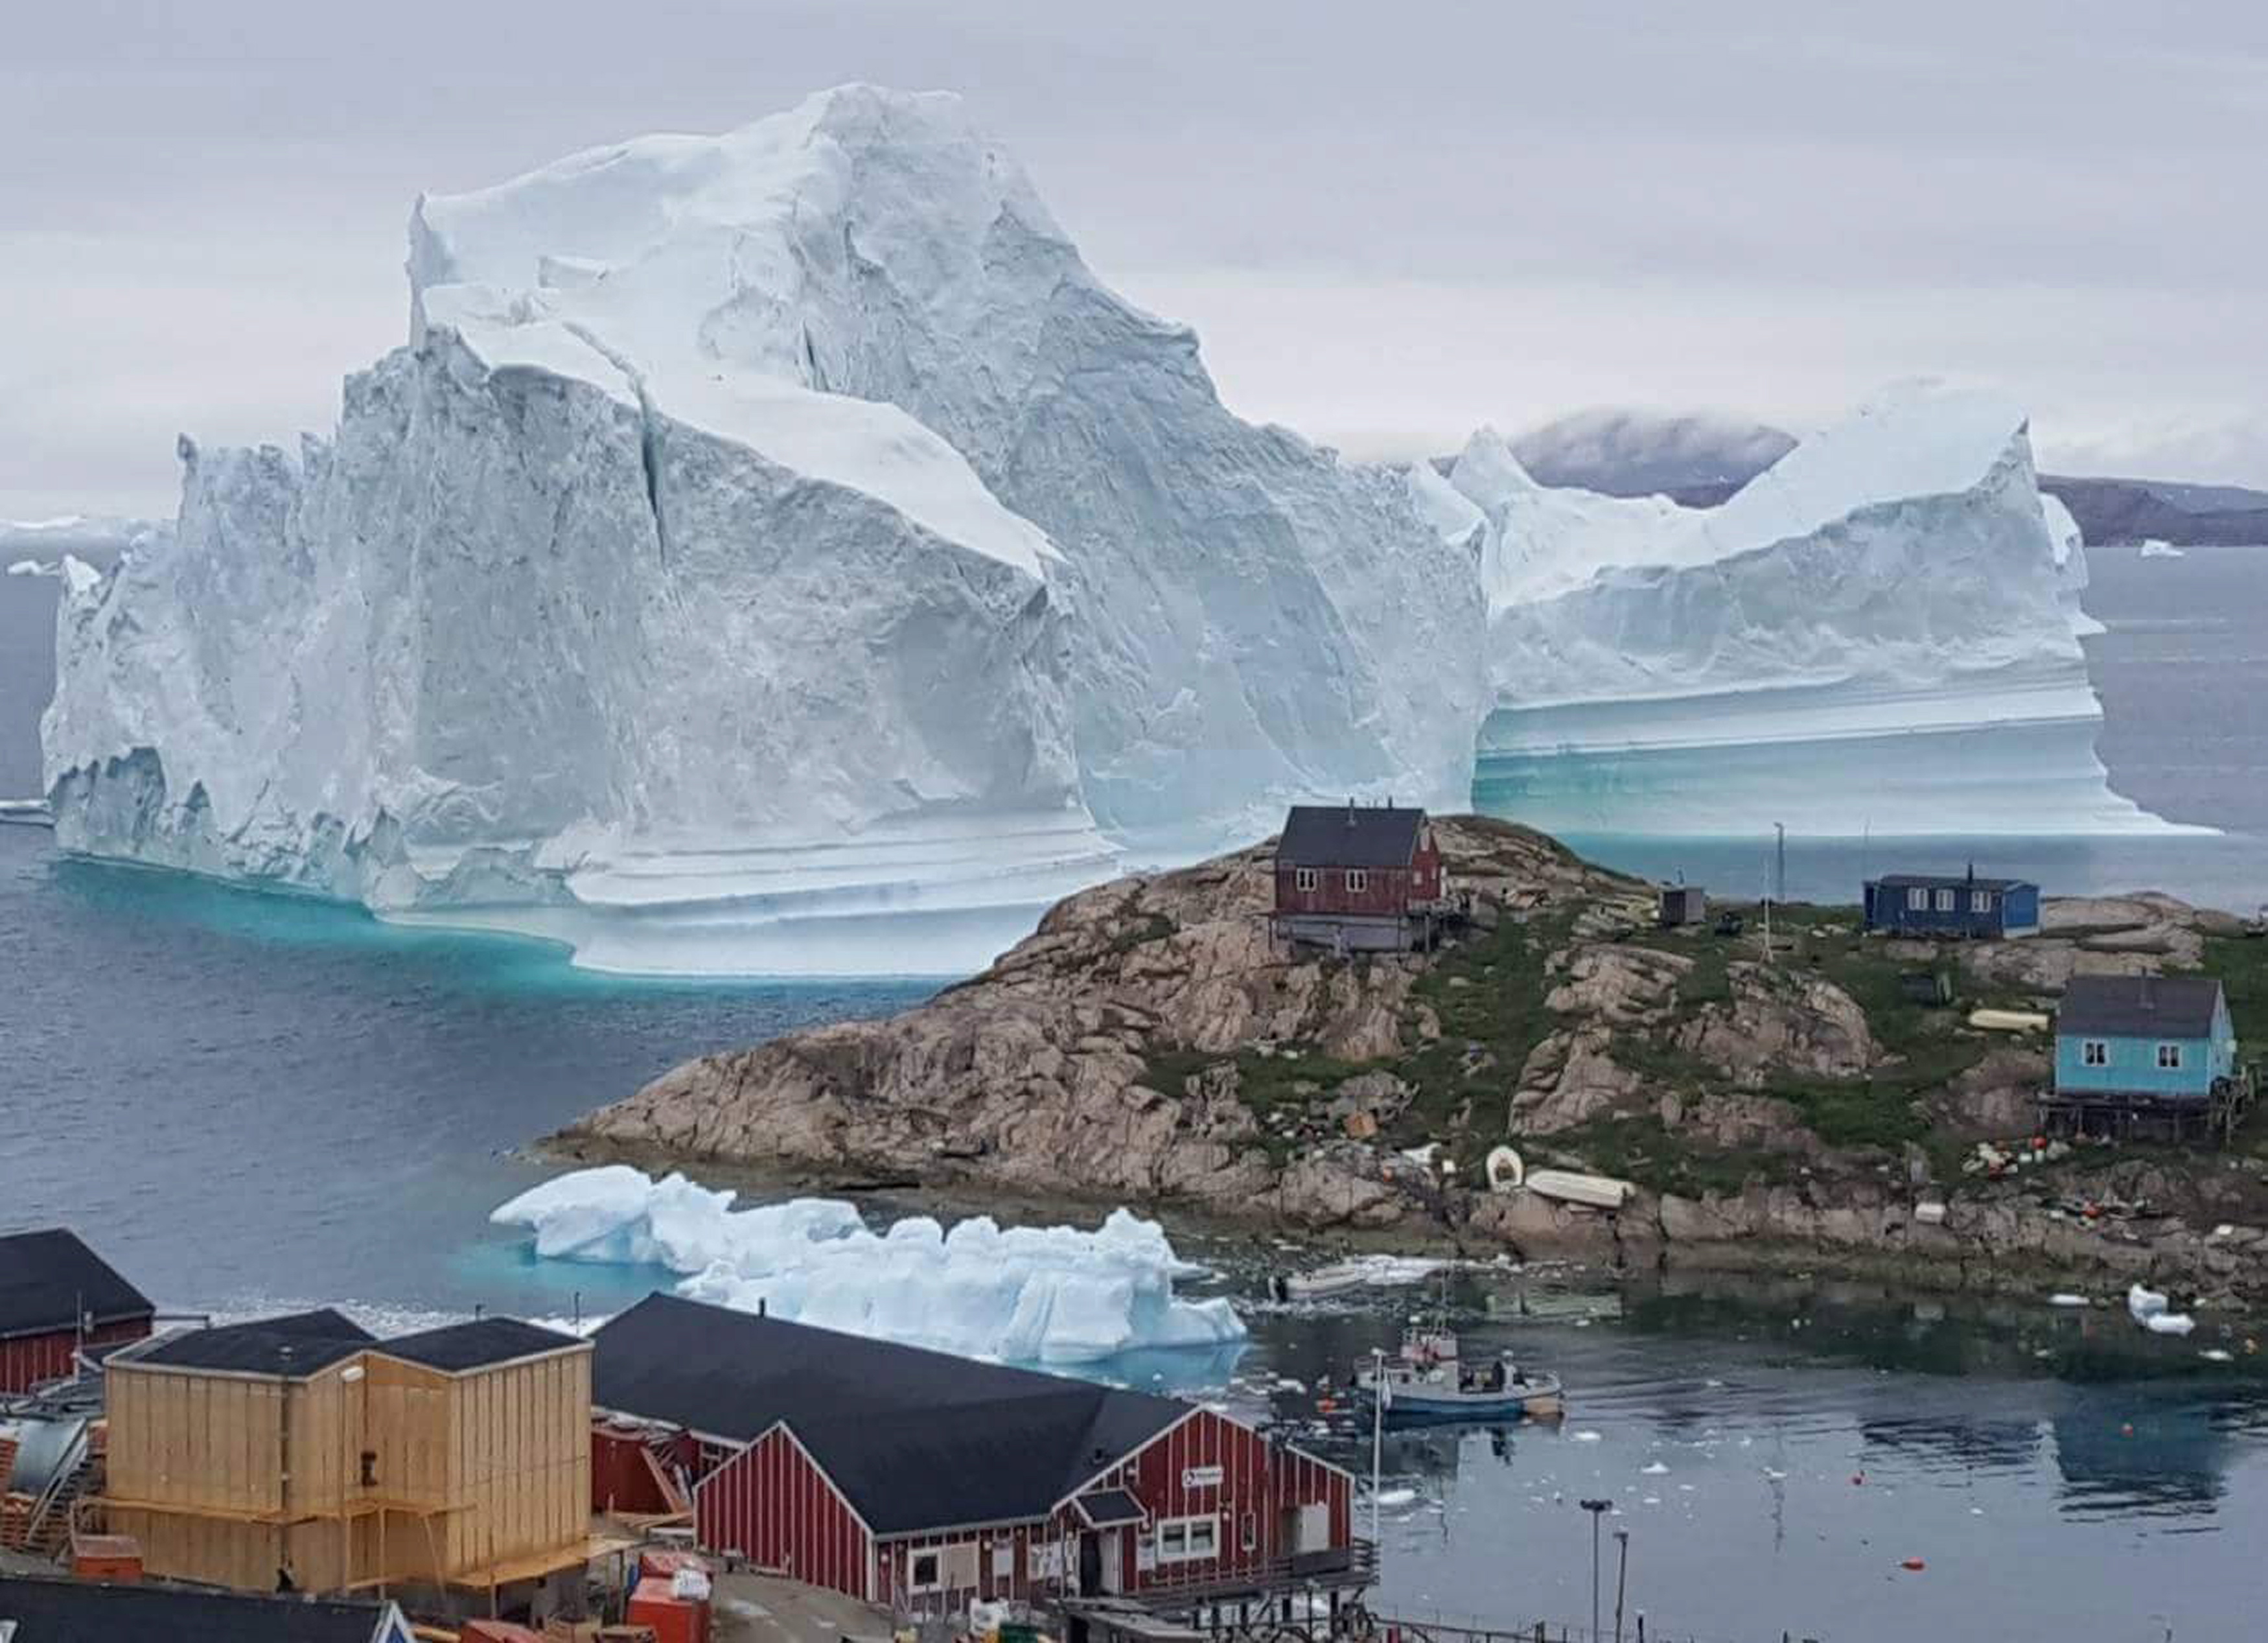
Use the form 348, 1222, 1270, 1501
3, 0, 2263, 519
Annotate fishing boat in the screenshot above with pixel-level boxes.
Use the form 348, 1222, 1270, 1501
1352, 1318, 1562, 1423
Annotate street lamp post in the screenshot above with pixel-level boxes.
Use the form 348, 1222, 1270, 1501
1612, 1528, 1630, 1643
1579, 1500, 1611, 1642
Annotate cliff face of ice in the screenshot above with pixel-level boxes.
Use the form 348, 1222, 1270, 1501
45, 86, 1481, 971
1454, 384, 2164, 836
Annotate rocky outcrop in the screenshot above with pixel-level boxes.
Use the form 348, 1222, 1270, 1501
562, 817, 2262, 1303
570, 815, 1624, 1216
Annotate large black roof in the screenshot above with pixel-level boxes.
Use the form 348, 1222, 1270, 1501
0, 1228, 154, 1343
127, 1309, 375, 1377
0, 1576, 400, 1642
2058, 974, 2226, 1039
592, 1294, 1186, 1533
1277, 804, 1428, 868
378, 1317, 586, 1373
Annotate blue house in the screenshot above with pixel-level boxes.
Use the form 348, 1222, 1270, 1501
2050, 974, 2244, 1140
1862, 872, 2039, 938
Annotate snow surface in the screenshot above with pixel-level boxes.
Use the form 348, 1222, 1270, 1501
489, 1165, 1245, 1363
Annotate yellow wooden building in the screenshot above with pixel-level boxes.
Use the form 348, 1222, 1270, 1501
101, 1309, 596, 1598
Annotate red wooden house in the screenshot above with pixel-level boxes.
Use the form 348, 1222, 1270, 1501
0, 1228, 154, 1394
590, 1297, 1363, 1621
1271, 804, 1446, 953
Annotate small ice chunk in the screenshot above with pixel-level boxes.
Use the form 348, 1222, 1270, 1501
2145, 1312, 2196, 1336
1372, 1487, 1418, 1508
1571, 1430, 1603, 1443
2127, 1283, 2170, 1320
2201, 1348, 2234, 1362
2048, 1293, 2089, 1307
1640, 1462, 1669, 1475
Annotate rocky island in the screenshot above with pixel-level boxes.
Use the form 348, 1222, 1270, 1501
559, 817, 2268, 1309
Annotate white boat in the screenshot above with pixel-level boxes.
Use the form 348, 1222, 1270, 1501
1523, 1169, 1634, 1210
1273, 1262, 1373, 1301
1352, 1319, 1563, 1423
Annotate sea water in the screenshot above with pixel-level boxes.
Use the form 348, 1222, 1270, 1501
5, 546, 2268, 1639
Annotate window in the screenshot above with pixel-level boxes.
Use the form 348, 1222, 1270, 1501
910, 1552, 942, 1592
1294, 867, 1317, 892
1970, 890, 1993, 913
2082, 1040, 2109, 1067
1156, 1515, 1219, 1565
1345, 869, 1369, 894
2158, 1043, 2184, 1070
1934, 889, 1956, 912
1906, 887, 1929, 911
1240, 1512, 1258, 1553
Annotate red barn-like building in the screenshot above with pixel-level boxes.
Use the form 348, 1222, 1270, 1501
590, 1297, 1363, 1620
0, 1228, 154, 1394
1271, 804, 1446, 953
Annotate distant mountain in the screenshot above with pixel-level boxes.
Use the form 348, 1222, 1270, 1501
2035, 475, 2268, 547
1505, 409, 2268, 544
1509, 408, 1796, 501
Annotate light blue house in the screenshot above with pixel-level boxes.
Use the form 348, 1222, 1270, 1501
2050, 974, 2242, 1139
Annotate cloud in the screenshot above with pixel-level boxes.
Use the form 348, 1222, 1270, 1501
2, 0, 2263, 515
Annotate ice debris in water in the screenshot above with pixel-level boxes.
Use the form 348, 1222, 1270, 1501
1640, 1462, 1669, 1475
2127, 1283, 2195, 1335
1372, 1488, 1418, 1508
1571, 1430, 1603, 1443
2048, 1293, 2090, 1307
491, 1164, 1245, 1363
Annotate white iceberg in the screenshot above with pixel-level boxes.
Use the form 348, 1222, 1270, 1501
2138, 538, 2185, 559
41, 85, 1481, 975
1452, 384, 2186, 838
2127, 1282, 2169, 1320
489, 1164, 1245, 1364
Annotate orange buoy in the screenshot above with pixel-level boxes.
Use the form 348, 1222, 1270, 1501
1901, 1557, 1927, 1572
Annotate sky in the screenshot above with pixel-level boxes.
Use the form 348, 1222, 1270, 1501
2, 0, 2264, 519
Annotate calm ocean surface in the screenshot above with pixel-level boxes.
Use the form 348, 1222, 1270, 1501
4, 544, 2267, 1639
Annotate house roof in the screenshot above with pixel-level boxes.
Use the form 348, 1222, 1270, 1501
0, 1576, 400, 1642
2057, 975, 2227, 1040
1277, 804, 1428, 869
1868, 873, 2035, 894
124, 1309, 375, 1377
377, 1317, 586, 1373
0, 1228, 154, 1343
594, 1294, 1186, 1535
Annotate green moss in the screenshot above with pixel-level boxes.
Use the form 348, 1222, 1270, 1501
1549, 1113, 1788, 1197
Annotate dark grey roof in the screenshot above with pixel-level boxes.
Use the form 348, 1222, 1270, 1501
1074, 1487, 1146, 1527
594, 1294, 1185, 1534
129, 1309, 375, 1377
1869, 873, 2035, 893
378, 1317, 586, 1373
1277, 804, 1427, 869
0, 1228, 154, 1342
0, 1576, 398, 1642
2057, 975, 2226, 1040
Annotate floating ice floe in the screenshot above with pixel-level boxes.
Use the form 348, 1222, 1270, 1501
1571, 1430, 1603, 1443
491, 1165, 1245, 1364
2201, 1348, 2234, 1362
2145, 1312, 2197, 1336
2127, 1283, 2170, 1320
1640, 1462, 1669, 1475
2048, 1293, 2090, 1307
1371, 1487, 1418, 1508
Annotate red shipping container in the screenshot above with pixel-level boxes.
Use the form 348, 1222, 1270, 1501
627, 1577, 710, 1643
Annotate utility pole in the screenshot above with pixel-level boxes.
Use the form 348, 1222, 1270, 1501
1579, 1499, 1610, 1642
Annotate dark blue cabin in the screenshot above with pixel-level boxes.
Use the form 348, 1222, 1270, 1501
1863, 872, 2039, 938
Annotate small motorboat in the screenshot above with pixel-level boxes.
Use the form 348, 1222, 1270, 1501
1274, 1262, 1374, 1301
1352, 1318, 1562, 1423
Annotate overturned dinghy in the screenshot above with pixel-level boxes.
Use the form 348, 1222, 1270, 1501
1525, 1169, 1636, 1211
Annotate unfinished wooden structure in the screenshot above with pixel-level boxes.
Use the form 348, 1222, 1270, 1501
100, 1311, 593, 1598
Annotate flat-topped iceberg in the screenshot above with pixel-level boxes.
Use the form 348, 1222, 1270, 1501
1452, 384, 2179, 837
489, 1165, 1245, 1364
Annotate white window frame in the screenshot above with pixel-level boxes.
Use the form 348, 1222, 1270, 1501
1155, 1513, 1219, 1565
2081, 1040, 2109, 1067
909, 1550, 943, 1593
1293, 867, 1317, 892
2158, 1042, 2184, 1070
1970, 890, 1993, 913
1345, 869, 1369, 894
1934, 888, 1956, 912
1906, 887, 1928, 911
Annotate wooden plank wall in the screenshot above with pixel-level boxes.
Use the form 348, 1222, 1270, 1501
445, 1347, 592, 1578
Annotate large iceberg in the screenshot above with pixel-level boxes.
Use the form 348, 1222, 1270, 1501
1453, 385, 2177, 836
489, 1165, 1245, 1364
42, 87, 2175, 977
43, 86, 1479, 972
